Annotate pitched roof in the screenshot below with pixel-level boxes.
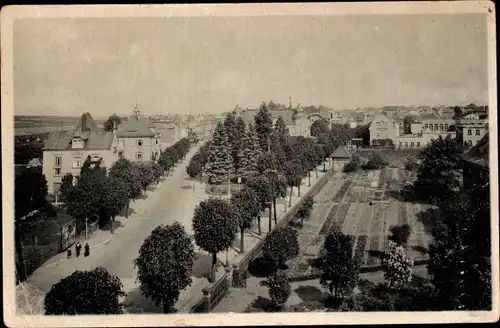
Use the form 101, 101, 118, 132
44, 130, 115, 151
331, 146, 352, 159
463, 132, 489, 168
116, 115, 156, 138
75, 112, 100, 133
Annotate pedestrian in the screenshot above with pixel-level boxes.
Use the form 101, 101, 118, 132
75, 242, 82, 257
67, 248, 72, 259
84, 242, 90, 257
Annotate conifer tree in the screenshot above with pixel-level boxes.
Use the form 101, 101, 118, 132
237, 124, 261, 180
205, 122, 234, 185
254, 102, 273, 152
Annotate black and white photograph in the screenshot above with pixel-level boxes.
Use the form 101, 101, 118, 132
2, 2, 498, 326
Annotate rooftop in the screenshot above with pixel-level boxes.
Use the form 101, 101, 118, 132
463, 132, 489, 169
116, 114, 156, 138
331, 146, 352, 159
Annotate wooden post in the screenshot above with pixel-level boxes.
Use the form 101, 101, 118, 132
85, 218, 88, 240
202, 287, 211, 312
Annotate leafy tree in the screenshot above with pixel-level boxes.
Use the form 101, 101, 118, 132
414, 135, 464, 204
388, 224, 412, 247
453, 106, 464, 119
44, 267, 125, 315
254, 102, 274, 152
205, 122, 233, 185
101, 176, 129, 232
15, 172, 49, 216
245, 174, 273, 235
256, 152, 278, 175
186, 157, 203, 190
136, 163, 155, 192
134, 223, 195, 313
64, 170, 106, 226
109, 158, 142, 217
233, 117, 247, 175
103, 113, 121, 131
362, 152, 389, 170
268, 171, 288, 223
283, 160, 305, 206
237, 124, 261, 180
313, 230, 360, 300
274, 116, 289, 146
265, 270, 291, 310
296, 196, 314, 226
151, 163, 164, 184
60, 173, 74, 201
192, 198, 239, 282
230, 187, 261, 252
310, 120, 329, 137
382, 241, 413, 291
427, 191, 491, 310
262, 225, 299, 269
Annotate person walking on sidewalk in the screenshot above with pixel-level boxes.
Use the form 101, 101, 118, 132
84, 243, 90, 257
75, 242, 82, 257
67, 247, 72, 259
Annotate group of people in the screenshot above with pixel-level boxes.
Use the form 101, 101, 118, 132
67, 242, 90, 259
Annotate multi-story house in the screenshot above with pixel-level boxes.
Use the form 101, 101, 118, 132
455, 118, 489, 148
116, 110, 161, 162
368, 114, 400, 146
421, 114, 455, 133
42, 112, 120, 195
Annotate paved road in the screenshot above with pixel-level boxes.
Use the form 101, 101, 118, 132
26, 143, 209, 312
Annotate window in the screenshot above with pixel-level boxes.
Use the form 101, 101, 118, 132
137, 139, 143, 147
136, 152, 143, 160
156, 139, 159, 144
417, 142, 421, 147
404, 142, 408, 148
434, 124, 439, 131
424, 124, 428, 130
445, 124, 448, 130
72, 159, 81, 168
467, 129, 472, 135
55, 156, 62, 167
399, 141, 403, 147
429, 124, 433, 131
54, 168, 62, 175
439, 124, 444, 130
476, 129, 480, 135
410, 142, 415, 147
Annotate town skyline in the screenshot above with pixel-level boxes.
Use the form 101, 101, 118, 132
14, 14, 488, 117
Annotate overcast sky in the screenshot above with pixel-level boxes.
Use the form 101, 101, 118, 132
14, 14, 488, 117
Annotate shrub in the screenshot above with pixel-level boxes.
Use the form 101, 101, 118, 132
362, 153, 388, 170
388, 224, 412, 246
266, 270, 291, 309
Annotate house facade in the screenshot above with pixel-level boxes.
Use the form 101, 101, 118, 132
455, 118, 489, 147
368, 114, 400, 146
116, 110, 162, 162
421, 114, 455, 133
42, 113, 120, 195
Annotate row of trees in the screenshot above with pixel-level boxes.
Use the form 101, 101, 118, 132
63, 138, 192, 232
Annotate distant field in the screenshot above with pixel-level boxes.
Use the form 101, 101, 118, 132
14, 117, 105, 136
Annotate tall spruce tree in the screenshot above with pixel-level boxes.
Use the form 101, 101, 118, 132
205, 122, 234, 185
237, 124, 261, 180
233, 117, 246, 176
254, 102, 274, 152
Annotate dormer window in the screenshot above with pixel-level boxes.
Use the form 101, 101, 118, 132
71, 137, 84, 149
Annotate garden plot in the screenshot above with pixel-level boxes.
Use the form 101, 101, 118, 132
342, 203, 359, 235
318, 204, 339, 235
366, 234, 382, 266
353, 203, 372, 235
353, 235, 369, 264
333, 180, 352, 202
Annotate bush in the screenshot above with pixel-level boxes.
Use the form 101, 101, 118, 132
265, 270, 291, 309
362, 153, 388, 170
388, 224, 412, 246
